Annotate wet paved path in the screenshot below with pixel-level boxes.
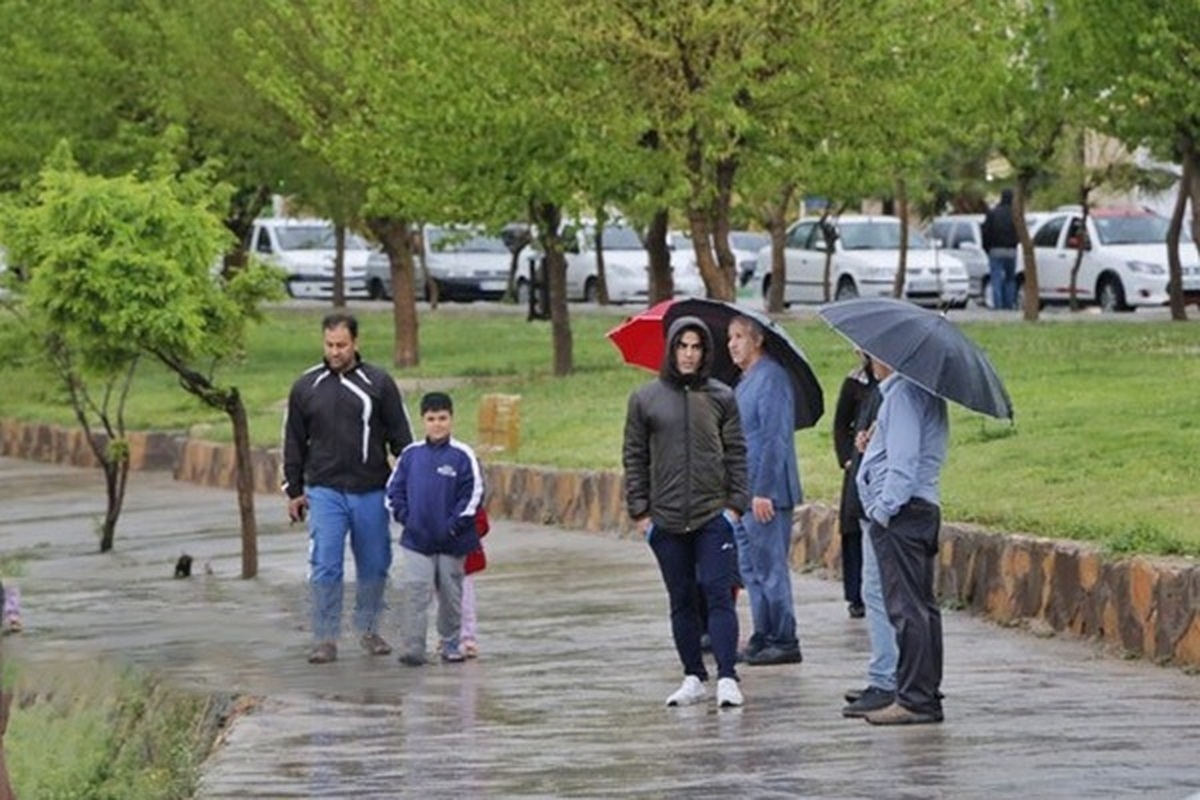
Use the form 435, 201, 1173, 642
2, 457, 1198, 799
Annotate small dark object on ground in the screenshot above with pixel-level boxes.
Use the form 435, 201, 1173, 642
174, 554, 193, 578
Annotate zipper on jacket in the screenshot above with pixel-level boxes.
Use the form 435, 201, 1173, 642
683, 384, 692, 532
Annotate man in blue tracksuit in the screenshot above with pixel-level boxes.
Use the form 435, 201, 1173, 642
283, 313, 413, 665
386, 391, 485, 665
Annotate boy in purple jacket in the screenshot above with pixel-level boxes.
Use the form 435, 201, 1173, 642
386, 392, 485, 666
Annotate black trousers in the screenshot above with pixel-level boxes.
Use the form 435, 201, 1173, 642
838, 469, 864, 606
869, 499, 943, 713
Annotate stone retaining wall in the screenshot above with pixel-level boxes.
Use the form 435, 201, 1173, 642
3, 419, 1197, 668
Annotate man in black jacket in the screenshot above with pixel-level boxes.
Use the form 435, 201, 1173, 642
981, 188, 1020, 310
283, 313, 413, 664
623, 316, 749, 708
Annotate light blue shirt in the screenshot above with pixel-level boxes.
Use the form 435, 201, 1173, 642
855, 372, 948, 528
734, 355, 802, 507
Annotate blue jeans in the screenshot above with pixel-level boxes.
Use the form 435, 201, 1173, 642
648, 512, 741, 681
861, 520, 898, 691
734, 510, 799, 650
989, 251, 1017, 309
307, 486, 392, 643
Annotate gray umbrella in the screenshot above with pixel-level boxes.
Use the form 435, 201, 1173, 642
817, 298, 1013, 420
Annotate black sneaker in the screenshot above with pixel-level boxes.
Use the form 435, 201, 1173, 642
842, 686, 895, 718
745, 644, 803, 666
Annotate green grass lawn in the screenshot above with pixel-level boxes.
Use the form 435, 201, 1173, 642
2, 302, 1198, 556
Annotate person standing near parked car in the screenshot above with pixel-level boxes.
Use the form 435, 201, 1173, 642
623, 316, 749, 708
283, 312, 413, 665
727, 315, 803, 666
981, 188, 1020, 309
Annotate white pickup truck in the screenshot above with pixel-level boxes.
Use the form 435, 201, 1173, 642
248, 218, 371, 299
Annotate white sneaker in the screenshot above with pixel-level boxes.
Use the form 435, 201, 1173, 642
717, 677, 744, 708
665, 675, 707, 707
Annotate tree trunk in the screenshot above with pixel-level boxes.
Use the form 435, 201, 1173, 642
1014, 177, 1041, 322
891, 180, 909, 300
646, 208, 673, 304
711, 156, 738, 293
1166, 143, 1192, 321
592, 206, 610, 305
688, 211, 735, 301
1068, 195, 1090, 313
151, 351, 260, 580
227, 389, 259, 579
332, 222, 347, 308
532, 201, 573, 376
761, 184, 795, 314
366, 217, 420, 368
97, 458, 129, 553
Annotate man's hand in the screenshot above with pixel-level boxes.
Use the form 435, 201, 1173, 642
635, 516, 652, 537
751, 496, 774, 523
288, 495, 309, 524
855, 422, 875, 454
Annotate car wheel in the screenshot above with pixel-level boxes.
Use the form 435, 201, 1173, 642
1097, 275, 1130, 312
834, 277, 858, 301
584, 278, 599, 303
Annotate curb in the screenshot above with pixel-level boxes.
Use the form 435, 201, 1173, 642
2, 418, 1197, 668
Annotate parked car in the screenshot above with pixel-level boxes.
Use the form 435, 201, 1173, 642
366, 225, 526, 303
927, 215, 988, 304
730, 231, 771, 287
248, 217, 370, 299
928, 212, 1054, 308
1027, 207, 1200, 311
754, 216, 969, 308
561, 223, 704, 303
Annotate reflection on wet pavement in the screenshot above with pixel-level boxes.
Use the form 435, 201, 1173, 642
2, 458, 1198, 798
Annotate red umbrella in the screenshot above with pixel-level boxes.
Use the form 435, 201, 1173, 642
604, 298, 678, 373
606, 297, 824, 429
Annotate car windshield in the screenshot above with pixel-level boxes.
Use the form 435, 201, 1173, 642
730, 232, 769, 251
600, 227, 644, 250
427, 228, 508, 254
839, 221, 930, 250
1092, 214, 1191, 245
276, 225, 371, 251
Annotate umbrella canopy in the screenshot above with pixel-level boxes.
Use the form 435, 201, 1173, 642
605, 298, 678, 373
816, 298, 1013, 420
606, 297, 823, 429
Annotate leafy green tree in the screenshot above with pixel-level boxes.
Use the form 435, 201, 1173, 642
4, 148, 281, 572
1069, 0, 1200, 320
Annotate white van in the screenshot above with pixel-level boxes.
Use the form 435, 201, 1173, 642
248, 218, 371, 299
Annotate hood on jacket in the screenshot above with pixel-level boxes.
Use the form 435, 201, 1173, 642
661, 315, 714, 387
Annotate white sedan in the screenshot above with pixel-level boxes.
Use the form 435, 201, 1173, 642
1028, 208, 1200, 311
754, 216, 969, 308
563, 224, 704, 303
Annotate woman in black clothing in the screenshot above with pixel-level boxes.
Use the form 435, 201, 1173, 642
832, 354, 880, 619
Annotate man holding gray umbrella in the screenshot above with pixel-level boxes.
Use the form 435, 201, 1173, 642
819, 298, 1014, 725
854, 353, 948, 724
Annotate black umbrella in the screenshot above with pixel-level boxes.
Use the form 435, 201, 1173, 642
664, 298, 824, 430
816, 298, 1013, 420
